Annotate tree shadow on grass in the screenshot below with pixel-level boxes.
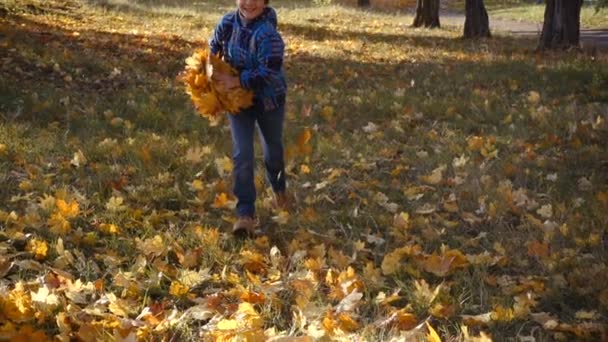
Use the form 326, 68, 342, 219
0, 14, 205, 133
84, 0, 226, 22
1, 10, 604, 136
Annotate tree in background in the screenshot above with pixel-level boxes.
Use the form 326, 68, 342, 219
358, 0, 370, 7
538, 0, 583, 50
463, 0, 490, 38
411, 0, 440, 28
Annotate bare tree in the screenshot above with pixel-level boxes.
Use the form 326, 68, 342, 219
464, 0, 491, 38
538, 0, 583, 50
357, 0, 370, 7
411, 0, 440, 28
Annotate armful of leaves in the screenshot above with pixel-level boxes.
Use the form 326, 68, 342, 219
177, 45, 254, 123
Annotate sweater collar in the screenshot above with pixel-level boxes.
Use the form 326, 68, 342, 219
236, 7, 277, 29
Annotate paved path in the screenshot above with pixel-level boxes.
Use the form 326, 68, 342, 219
440, 11, 608, 49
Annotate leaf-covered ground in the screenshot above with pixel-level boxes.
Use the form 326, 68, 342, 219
0, 0, 607, 341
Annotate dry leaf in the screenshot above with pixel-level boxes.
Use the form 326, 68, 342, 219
426, 321, 442, 342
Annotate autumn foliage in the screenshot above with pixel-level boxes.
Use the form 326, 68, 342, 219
178, 45, 254, 124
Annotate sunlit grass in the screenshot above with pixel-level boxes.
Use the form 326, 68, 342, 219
449, 0, 608, 28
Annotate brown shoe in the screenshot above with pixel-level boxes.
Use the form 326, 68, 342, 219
274, 191, 292, 211
232, 216, 255, 237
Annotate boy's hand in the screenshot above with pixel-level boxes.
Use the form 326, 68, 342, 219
214, 72, 240, 90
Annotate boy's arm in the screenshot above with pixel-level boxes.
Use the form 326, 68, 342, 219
239, 31, 284, 90
209, 16, 231, 56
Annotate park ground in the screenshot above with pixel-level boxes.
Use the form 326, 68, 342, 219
0, 0, 607, 341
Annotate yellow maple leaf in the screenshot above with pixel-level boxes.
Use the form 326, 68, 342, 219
136, 235, 166, 257
106, 196, 127, 212
30, 285, 60, 309
272, 210, 289, 225
191, 179, 205, 191
321, 105, 334, 122
240, 250, 268, 275
527, 90, 541, 104
300, 164, 311, 174
381, 245, 422, 275
292, 279, 316, 309
10, 325, 48, 342
216, 318, 238, 330
426, 321, 442, 342
38, 194, 56, 212
169, 281, 189, 297
2, 283, 34, 322
26, 239, 48, 261
48, 213, 70, 235
326, 267, 364, 301
99, 223, 120, 235
18, 180, 33, 191
212, 192, 235, 209
362, 262, 384, 288
337, 312, 359, 332
419, 165, 446, 185
215, 156, 233, 177
322, 311, 359, 335
70, 149, 87, 168
491, 305, 515, 322
392, 212, 410, 239
192, 92, 220, 116
56, 199, 79, 218
235, 302, 264, 329
461, 325, 492, 342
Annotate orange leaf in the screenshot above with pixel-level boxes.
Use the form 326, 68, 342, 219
421, 254, 454, 277
240, 291, 265, 304
467, 136, 484, 151
527, 241, 549, 258
394, 310, 418, 331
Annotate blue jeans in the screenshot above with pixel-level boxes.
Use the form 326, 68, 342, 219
228, 98, 286, 218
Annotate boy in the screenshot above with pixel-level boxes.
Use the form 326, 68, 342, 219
210, 0, 289, 236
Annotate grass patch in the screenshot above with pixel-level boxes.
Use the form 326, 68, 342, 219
449, 0, 608, 28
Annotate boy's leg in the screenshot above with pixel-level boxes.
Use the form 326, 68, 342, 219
256, 103, 286, 194
228, 111, 256, 218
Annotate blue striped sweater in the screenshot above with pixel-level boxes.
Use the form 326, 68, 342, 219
210, 7, 287, 111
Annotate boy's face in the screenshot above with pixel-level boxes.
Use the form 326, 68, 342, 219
237, 0, 265, 20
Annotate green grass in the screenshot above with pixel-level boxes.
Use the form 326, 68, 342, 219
0, 0, 607, 340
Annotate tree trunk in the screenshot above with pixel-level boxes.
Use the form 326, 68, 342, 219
411, 0, 440, 28
464, 0, 491, 38
538, 0, 583, 50
357, 0, 370, 7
